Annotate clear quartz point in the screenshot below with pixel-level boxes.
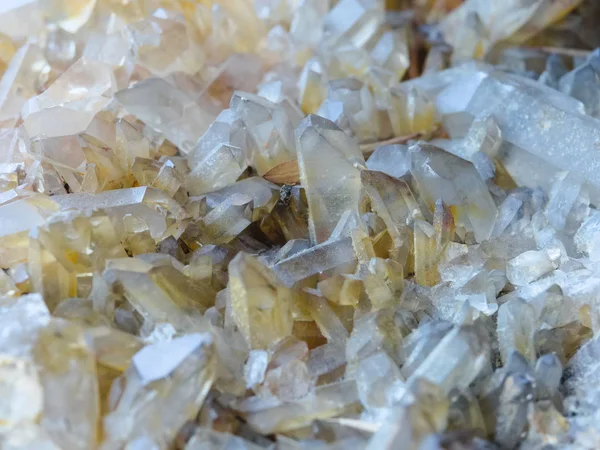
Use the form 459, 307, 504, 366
296, 114, 364, 244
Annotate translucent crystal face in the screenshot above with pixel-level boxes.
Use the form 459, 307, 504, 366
1, 0, 600, 448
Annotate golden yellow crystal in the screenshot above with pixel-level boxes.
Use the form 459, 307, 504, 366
228, 252, 293, 349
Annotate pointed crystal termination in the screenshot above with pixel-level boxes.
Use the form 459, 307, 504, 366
388, 86, 436, 137
298, 57, 327, 115
185, 143, 246, 196
495, 373, 534, 449
439, 0, 582, 61
361, 169, 421, 263
102, 333, 216, 448
206, 177, 280, 222
410, 143, 497, 242
115, 77, 215, 154
318, 78, 378, 142
371, 29, 410, 82
296, 114, 364, 244
363, 257, 404, 311
198, 193, 253, 245
228, 252, 293, 349
414, 219, 439, 287
497, 298, 536, 364
366, 144, 411, 179
434, 199, 455, 254
361, 168, 423, 229
304, 290, 350, 343
33, 319, 99, 450
230, 91, 296, 175
186, 108, 246, 168
434, 115, 501, 181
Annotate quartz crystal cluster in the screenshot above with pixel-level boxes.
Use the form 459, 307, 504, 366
1, 0, 600, 448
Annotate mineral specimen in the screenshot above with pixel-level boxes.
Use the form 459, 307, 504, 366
1, 0, 600, 449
